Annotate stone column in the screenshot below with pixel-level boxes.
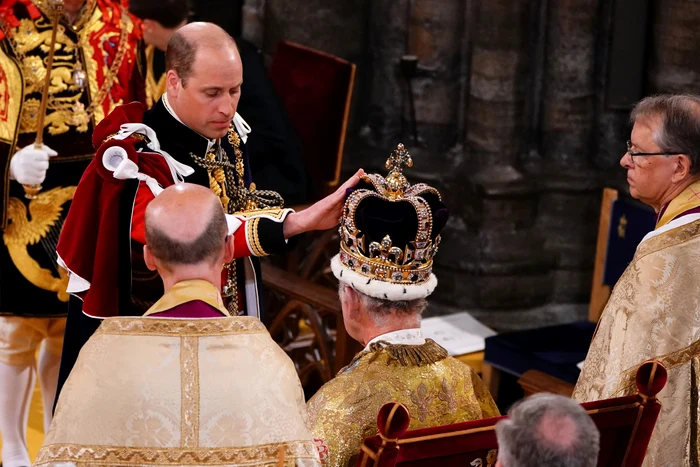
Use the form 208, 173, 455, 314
537, 0, 601, 303
408, 0, 464, 157
361, 0, 410, 152
540, 0, 598, 172
360, 0, 463, 163
261, 0, 367, 59
647, 0, 700, 94
466, 0, 530, 181
593, 0, 628, 180
241, 0, 266, 48
442, 0, 553, 315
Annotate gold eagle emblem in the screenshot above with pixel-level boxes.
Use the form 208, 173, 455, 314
3, 186, 77, 301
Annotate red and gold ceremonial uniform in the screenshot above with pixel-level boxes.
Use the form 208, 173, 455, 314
0, 0, 145, 323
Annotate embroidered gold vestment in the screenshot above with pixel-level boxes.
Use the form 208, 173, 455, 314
37, 315, 322, 467
573, 214, 700, 466
307, 340, 499, 467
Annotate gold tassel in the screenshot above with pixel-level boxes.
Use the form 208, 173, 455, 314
365, 339, 448, 367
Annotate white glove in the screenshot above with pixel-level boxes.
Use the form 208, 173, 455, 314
9, 143, 57, 185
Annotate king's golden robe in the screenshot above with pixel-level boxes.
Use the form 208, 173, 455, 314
307, 340, 499, 467
574, 183, 700, 467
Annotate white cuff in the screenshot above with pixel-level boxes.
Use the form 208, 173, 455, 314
57, 254, 91, 294
225, 214, 243, 235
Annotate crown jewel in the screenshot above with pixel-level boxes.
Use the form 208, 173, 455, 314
338, 143, 443, 287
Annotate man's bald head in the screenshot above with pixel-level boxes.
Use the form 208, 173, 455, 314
166, 22, 239, 87
145, 184, 227, 268
495, 393, 599, 467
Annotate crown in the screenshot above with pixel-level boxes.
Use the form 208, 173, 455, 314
332, 143, 448, 301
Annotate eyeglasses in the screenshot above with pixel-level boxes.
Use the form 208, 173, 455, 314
626, 140, 682, 157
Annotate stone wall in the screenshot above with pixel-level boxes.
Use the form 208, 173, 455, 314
244, 0, 700, 331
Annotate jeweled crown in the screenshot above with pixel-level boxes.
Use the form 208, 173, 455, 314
338, 143, 447, 287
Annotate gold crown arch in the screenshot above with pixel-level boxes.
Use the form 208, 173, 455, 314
338, 143, 442, 287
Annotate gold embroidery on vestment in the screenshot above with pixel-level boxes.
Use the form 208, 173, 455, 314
96, 316, 267, 336
33, 441, 319, 466
181, 335, 200, 448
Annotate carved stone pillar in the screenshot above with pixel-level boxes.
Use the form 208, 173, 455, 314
362, 0, 410, 150
537, 0, 601, 303
408, 0, 464, 157
647, 0, 700, 94
450, 0, 553, 312
241, 0, 266, 48
466, 0, 530, 179
262, 0, 366, 59
540, 0, 597, 172
593, 0, 627, 183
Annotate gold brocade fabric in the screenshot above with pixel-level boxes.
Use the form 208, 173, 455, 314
307, 341, 499, 467
36, 316, 321, 467
573, 217, 700, 467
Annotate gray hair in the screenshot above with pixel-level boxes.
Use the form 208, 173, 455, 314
630, 94, 700, 174
337, 283, 427, 325
495, 393, 600, 467
145, 199, 227, 269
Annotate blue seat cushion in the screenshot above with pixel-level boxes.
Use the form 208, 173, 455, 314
484, 321, 597, 385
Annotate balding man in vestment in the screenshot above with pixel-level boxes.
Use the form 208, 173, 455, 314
36, 183, 322, 467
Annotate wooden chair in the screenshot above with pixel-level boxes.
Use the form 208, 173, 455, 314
268, 41, 356, 201
262, 42, 359, 390
268, 40, 357, 286
356, 361, 666, 467
588, 188, 656, 322
482, 188, 656, 400
262, 263, 362, 396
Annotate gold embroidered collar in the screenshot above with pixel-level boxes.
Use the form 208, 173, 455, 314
350, 338, 449, 368
143, 280, 230, 317
656, 179, 700, 229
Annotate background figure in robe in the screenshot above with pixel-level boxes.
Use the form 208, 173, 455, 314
37, 182, 321, 467
574, 94, 700, 466
56, 22, 361, 407
129, 0, 310, 205
495, 393, 599, 467
128, 0, 190, 107
0, 1, 144, 465
307, 144, 499, 467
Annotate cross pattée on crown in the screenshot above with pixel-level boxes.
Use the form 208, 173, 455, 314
384, 143, 413, 199
385, 142, 413, 172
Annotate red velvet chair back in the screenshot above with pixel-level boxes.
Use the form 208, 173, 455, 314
268, 41, 356, 200
356, 361, 667, 467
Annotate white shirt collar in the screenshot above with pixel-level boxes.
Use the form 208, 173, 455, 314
364, 328, 425, 352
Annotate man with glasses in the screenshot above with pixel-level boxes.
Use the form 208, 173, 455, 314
574, 94, 700, 466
